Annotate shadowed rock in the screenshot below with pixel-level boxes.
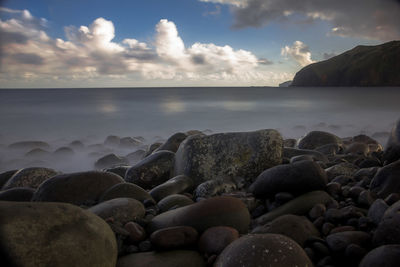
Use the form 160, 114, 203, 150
0, 187, 35, 201
157, 194, 194, 213
2, 167, 58, 190
298, 131, 342, 150
8, 141, 50, 150
0, 170, 18, 188
153, 132, 188, 154
149, 175, 194, 202
360, 245, 400, 267
99, 182, 154, 203
370, 160, 400, 198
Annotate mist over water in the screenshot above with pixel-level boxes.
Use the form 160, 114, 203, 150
0, 87, 399, 173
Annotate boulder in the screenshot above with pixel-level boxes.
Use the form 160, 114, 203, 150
325, 162, 360, 180
8, 141, 50, 150
195, 177, 237, 199
32, 171, 124, 206
283, 147, 328, 162
2, 167, 58, 190
120, 137, 142, 148
95, 154, 128, 169
104, 135, 120, 146
174, 129, 283, 185
153, 132, 188, 153
150, 226, 198, 250
249, 160, 327, 199
367, 199, 389, 225
104, 166, 130, 179
117, 250, 205, 267
149, 175, 194, 202
214, 234, 312, 267
0, 170, 18, 188
359, 245, 400, 267
148, 196, 250, 234
370, 160, 400, 198
198, 226, 239, 255
373, 200, 400, 246
157, 194, 194, 213
88, 197, 145, 226
0, 187, 35, 201
0, 201, 117, 267
251, 214, 320, 246
99, 182, 154, 203
126, 149, 146, 164
326, 231, 370, 252
298, 131, 342, 150
53, 147, 74, 158
255, 191, 333, 225
125, 151, 175, 189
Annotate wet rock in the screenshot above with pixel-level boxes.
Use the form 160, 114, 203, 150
150, 226, 198, 250
359, 245, 400, 267
125, 151, 175, 190
214, 234, 312, 267
153, 132, 188, 153
309, 203, 326, 220
124, 222, 146, 243
0, 169, 18, 188
126, 149, 146, 164
385, 193, 400, 205
145, 142, 163, 157
326, 231, 370, 252
198, 226, 239, 255
367, 199, 388, 224
8, 141, 50, 150
88, 198, 145, 227
250, 160, 327, 199
148, 196, 250, 234
373, 200, 400, 246
99, 182, 154, 203
0, 187, 35, 201
315, 143, 343, 156
325, 162, 360, 180
116, 250, 205, 267
252, 214, 320, 246
298, 131, 342, 150
32, 171, 124, 206
2, 167, 58, 190
95, 153, 128, 169
149, 175, 193, 202
0, 201, 117, 267
284, 138, 297, 148
345, 142, 369, 156
105, 165, 130, 178
255, 191, 333, 225
157, 194, 194, 213
174, 129, 283, 186
195, 177, 237, 199
370, 160, 400, 198
25, 148, 50, 158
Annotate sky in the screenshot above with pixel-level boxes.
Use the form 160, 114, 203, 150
0, 0, 399, 88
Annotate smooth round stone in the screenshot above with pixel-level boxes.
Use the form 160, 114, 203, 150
95, 153, 128, 169
283, 147, 328, 163
53, 147, 74, 158
370, 160, 400, 198
326, 231, 370, 252
309, 203, 326, 220
153, 132, 188, 154
125, 150, 146, 164
69, 140, 84, 150
249, 160, 327, 199
145, 142, 163, 157
32, 171, 124, 206
359, 245, 400, 267
148, 196, 251, 234
214, 234, 312, 267
105, 166, 131, 179
368, 199, 389, 225
298, 131, 342, 150
99, 182, 154, 203
325, 162, 360, 180
383, 119, 400, 164
25, 148, 50, 158
0, 170, 18, 188
120, 137, 142, 148
385, 193, 400, 205
0, 187, 35, 201
150, 226, 198, 249
88, 197, 145, 226
104, 135, 121, 146
373, 200, 400, 246
116, 250, 206, 267
2, 167, 58, 190
326, 182, 341, 196
149, 175, 194, 202
125, 151, 175, 190
284, 139, 297, 148
157, 194, 194, 213
124, 222, 146, 243
252, 214, 320, 246
345, 142, 369, 156
0, 201, 117, 267
358, 190, 375, 207
198, 226, 239, 255
289, 155, 315, 163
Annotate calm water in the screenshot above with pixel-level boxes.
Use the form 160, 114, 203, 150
0, 87, 399, 172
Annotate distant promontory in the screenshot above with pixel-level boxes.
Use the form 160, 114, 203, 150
291, 41, 400, 87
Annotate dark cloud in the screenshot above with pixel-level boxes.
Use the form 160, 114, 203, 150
231, 0, 400, 40
258, 58, 273, 65
191, 54, 207, 65
0, 30, 29, 45
12, 53, 44, 65
123, 50, 158, 61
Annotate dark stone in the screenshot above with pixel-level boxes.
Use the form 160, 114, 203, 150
157, 194, 194, 213
174, 129, 283, 186
289, 155, 315, 163
284, 138, 297, 147
148, 196, 250, 234
125, 151, 175, 190
198, 226, 239, 255
145, 142, 163, 157
326, 182, 341, 196
194, 177, 237, 199
249, 160, 327, 199
8, 141, 50, 150
153, 132, 188, 153
283, 147, 328, 163
345, 142, 369, 156
0, 187, 35, 201
373, 200, 400, 246
358, 190, 375, 207
2, 167, 58, 190
330, 226, 356, 234
125, 150, 146, 164
325, 162, 360, 180
326, 231, 370, 252
120, 137, 142, 148
88, 198, 145, 227
359, 245, 400, 267
105, 166, 131, 179
104, 135, 120, 147
116, 250, 205, 267
383, 119, 400, 164
150, 226, 198, 249
124, 222, 146, 243
32, 171, 124, 206
251, 214, 320, 246
69, 140, 84, 150
385, 193, 400, 205
95, 153, 128, 169
214, 234, 312, 267
298, 131, 342, 150
149, 175, 194, 202
309, 203, 326, 220
0, 201, 117, 267
315, 143, 343, 156
0, 170, 18, 188
370, 160, 400, 198
53, 147, 74, 158
99, 183, 154, 205
138, 240, 152, 252
25, 148, 50, 158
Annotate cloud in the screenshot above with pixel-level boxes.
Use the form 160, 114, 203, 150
0, 8, 284, 87
199, 0, 400, 41
281, 41, 314, 66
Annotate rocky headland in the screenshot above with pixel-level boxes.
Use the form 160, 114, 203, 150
1, 119, 400, 266
291, 40, 400, 87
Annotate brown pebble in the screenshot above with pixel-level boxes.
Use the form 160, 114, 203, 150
150, 226, 198, 249
124, 222, 146, 243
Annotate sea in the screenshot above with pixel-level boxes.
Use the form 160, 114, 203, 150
0, 87, 399, 172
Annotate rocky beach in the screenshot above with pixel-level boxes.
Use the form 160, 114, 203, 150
1, 119, 400, 267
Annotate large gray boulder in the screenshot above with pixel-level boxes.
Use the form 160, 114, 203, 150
0, 201, 117, 267
2, 167, 58, 190
373, 200, 400, 246
32, 171, 124, 206
174, 129, 283, 185
298, 131, 342, 150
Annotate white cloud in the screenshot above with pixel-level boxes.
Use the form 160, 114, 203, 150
0, 8, 287, 87
199, 0, 248, 7
281, 41, 314, 67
